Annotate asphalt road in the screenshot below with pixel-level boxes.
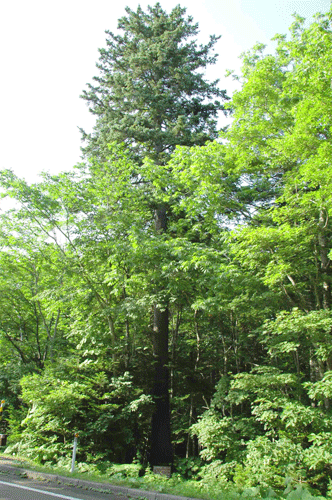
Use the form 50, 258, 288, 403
0, 473, 130, 500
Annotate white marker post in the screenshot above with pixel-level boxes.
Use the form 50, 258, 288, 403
70, 433, 79, 473
0, 400, 6, 447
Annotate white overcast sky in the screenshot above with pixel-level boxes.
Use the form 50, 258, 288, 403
0, 0, 330, 182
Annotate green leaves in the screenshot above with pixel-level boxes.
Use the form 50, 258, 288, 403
14, 365, 153, 465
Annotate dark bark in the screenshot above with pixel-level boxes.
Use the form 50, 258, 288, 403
318, 209, 331, 309
150, 205, 173, 466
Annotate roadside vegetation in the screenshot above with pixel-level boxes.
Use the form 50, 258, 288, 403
0, 452, 326, 499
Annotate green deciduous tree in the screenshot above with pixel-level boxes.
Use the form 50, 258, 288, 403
190, 7, 332, 494
0, 208, 69, 371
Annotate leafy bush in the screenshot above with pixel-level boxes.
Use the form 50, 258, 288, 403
233, 437, 305, 489
6, 361, 153, 465
191, 366, 332, 495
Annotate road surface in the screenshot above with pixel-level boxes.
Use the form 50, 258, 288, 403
0, 473, 130, 500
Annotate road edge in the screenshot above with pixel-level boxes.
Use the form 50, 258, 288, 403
0, 462, 202, 500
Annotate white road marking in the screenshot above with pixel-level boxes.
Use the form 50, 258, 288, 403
0, 479, 86, 500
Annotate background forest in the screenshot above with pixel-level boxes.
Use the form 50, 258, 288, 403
1, 3, 332, 499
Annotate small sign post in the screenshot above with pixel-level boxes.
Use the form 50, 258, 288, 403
70, 433, 79, 473
0, 400, 6, 446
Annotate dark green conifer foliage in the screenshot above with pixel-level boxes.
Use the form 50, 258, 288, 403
80, 2, 228, 163
80, 3, 228, 466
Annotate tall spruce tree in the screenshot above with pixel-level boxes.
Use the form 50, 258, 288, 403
80, 2, 228, 466
80, 3, 227, 163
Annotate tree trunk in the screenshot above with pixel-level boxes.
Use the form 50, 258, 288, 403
150, 205, 173, 466
107, 315, 117, 374
318, 209, 331, 309
186, 311, 200, 457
